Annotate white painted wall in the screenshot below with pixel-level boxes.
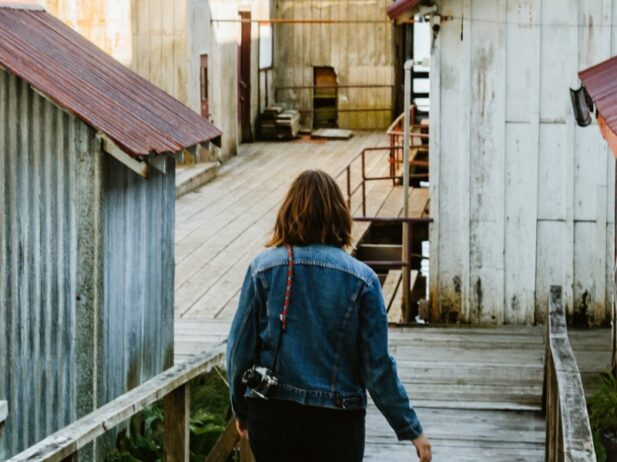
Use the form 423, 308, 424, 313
187, 0, 272, 160
430, 0, 616, 326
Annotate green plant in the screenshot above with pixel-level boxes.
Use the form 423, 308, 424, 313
106, 368, 233, 462
589, 372, 617, 434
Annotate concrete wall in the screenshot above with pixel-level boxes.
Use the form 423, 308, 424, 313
429, 0, 616, 326
273, 0, 394, 130
0, 69, 175, 458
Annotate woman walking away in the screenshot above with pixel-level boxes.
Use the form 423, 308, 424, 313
227, 170, 431, 462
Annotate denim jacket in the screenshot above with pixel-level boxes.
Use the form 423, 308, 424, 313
226, 244, 424, 441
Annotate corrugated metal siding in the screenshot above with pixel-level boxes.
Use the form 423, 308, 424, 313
0, 69, 89, 457
0, 68, 176, 458
273, 0, 394, 130
429, 0, 615, 326
99, 154, 175, 406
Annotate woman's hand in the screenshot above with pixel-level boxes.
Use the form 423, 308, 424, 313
411, 434, 432, 461
235, 419, 249, 439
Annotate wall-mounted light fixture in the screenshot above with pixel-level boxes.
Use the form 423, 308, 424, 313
570, 85, 594, 127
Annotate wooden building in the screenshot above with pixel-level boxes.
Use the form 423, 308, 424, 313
42, 0, 269, 160
0, 3, 221, 458
387, 0, 617, 325
273, 0, 396, 130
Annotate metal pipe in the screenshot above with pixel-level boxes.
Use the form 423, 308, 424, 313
401, 59, 413, 322
361, 150, 367, 217
297, 108, 391, 113
276, 84, 395, 90
211, 18, 413, 25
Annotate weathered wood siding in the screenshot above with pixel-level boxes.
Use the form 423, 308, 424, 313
43, 0, 189, 107
0, 70, 175, 458
44, 0, 270, 161
187, 0, 271, 159
273, 0, 394, 129
430, 0, 616, 326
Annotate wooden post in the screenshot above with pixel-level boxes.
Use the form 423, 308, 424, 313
204, 419, 241, 462
164, 383, 190, 462
612, 296, 617, 377
238, 438, 255, 462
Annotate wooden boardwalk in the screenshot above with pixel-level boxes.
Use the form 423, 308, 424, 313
173, 135, 612, 461
175, 131, 390, 320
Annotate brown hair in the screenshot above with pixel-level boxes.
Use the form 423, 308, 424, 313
266, 170, 352, 248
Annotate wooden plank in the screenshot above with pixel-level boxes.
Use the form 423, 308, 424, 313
504, 123, 538, 324
204, 418, 240, 462
163, 383, 189, 462
431, 0, 472, 324
468, 0, 507, 324
545, 286, 596, 461
382, 270, 402, 315
503, 0, 541, 326
101, 134, 149, 178
9, 346, 224, 462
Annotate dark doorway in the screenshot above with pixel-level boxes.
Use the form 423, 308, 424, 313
393, 22, 430, 119
313, 67, 338, 128
238, 11, 252, 142
200, 54, 209, 119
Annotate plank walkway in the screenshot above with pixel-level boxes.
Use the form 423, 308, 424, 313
173, 135, 612, 461
175, 131, 390, 320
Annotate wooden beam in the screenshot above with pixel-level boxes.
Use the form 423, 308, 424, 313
164, 383, 189, 462
204, 419, 241, 462
149, 155, 170, 174
101, 134, 149, 178
8, 345, 225, 462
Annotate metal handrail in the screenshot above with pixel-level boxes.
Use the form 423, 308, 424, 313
335, 146, 428, 217
543, 285, 596, 462
8, 345, 227, 462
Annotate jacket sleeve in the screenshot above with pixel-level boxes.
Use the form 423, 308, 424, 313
226, 263, 263, 422
359, 272, 424, 441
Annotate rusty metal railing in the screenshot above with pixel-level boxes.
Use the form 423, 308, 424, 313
335, 145, 432, 322
386, 105, 429, 179
335, 146, 428, 217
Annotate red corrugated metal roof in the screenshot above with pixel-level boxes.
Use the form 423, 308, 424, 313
387, 0, 423, 20
0, 5, 222, 157
579, 56, 617, 136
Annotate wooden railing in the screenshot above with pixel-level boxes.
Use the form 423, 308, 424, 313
7, 344, 250, 462
543, 285, 596, 461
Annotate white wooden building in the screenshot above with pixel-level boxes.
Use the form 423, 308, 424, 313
425, 0, 616, 325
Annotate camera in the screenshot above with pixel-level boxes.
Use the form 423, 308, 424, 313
241, 366, 279, 399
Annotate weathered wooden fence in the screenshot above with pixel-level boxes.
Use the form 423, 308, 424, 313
543, 285, 596, 461
5, 344, 250, 462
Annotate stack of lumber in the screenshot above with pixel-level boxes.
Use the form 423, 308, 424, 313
259, 105, 300, 140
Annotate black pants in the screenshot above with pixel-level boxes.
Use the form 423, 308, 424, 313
246, 398, 366, 462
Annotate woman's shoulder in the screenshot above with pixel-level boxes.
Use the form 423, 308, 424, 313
295, 245, 378, 286
250, 246, 289, 273
250, 245, 377, 285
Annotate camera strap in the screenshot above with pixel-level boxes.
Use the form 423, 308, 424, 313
271, 244, 294, 375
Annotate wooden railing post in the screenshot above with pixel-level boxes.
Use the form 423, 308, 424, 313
164, 382, 190, 462
543, 285, 596, 462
